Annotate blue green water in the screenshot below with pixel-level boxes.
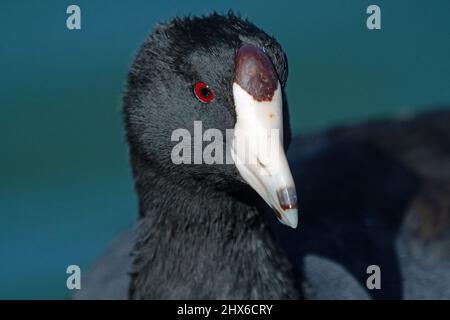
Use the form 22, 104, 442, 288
1, 0, 450, 298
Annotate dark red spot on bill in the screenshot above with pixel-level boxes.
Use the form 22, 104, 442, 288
277, 187, 298, 210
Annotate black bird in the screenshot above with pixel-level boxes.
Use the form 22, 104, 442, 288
74, 13, 450, 300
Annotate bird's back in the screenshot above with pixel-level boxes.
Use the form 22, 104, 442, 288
272, 109, 450, 299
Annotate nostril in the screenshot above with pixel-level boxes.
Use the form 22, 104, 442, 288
256, 158, 267, 168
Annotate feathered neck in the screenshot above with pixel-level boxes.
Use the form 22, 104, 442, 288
127, 152, 300, 299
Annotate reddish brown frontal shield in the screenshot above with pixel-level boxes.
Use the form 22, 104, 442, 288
233, 44, 279, 102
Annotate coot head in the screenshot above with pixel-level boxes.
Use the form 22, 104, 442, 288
123, 13, 298, 227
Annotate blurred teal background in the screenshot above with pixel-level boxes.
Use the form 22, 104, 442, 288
1, 0, 449, 299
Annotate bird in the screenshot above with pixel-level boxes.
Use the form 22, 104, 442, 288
73, 12, 450, 300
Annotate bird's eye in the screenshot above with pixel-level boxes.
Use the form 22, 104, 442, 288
194, 82, 215, 103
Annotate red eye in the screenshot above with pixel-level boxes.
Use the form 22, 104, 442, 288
194, 82, 215, 103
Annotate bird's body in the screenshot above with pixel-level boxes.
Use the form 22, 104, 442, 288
74, 13, 450, 300
74, 109, 450, 300
283, 110, 450, 299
